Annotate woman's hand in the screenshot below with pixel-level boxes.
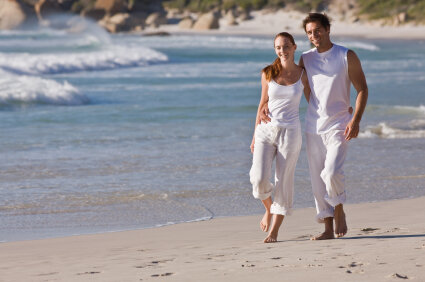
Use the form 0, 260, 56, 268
259, 103, 270, 124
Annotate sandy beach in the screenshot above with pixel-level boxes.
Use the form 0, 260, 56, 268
1, 196, 424, 281
145, 9, 425, 40
1, 7, 425, 282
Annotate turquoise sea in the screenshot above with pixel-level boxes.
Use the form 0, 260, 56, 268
0, 16, 424, 242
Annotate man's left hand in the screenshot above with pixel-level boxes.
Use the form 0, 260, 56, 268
344, 120, 360, 140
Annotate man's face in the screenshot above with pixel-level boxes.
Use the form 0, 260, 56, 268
305, 21, 330, 48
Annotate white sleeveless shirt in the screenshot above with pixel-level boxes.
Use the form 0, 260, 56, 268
267, 70, 304, 128
302, 44, 351, 134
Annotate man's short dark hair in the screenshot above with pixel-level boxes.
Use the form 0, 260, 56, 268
302, 13, 331, 32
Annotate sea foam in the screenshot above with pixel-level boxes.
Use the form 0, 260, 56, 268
0, 71, 89, 106
0, 46, 168, 75
359, 120, 425, 139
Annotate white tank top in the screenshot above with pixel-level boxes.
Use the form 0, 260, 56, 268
302, 44, 351, 134
267, 70, 304, 128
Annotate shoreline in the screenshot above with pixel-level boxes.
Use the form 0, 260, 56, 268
1, 196, 425, 281
1, 195, 423, 244
141, 10, 425, 40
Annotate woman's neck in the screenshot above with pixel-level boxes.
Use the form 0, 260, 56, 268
280, 59, 297, 72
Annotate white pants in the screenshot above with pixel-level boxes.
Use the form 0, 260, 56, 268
250, 123, 302, 216
306, 130, 348, 222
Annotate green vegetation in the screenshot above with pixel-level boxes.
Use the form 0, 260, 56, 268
163, 0, 425, 24
358, 0, 425, 23
163, 0, 327, 12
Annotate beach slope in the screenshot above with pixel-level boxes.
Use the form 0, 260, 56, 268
1, 196, 425, 281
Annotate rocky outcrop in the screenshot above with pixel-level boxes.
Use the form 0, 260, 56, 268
95, 0, 126, 15
98, 12, 130, 32
394, 12, 407, 25
145, 12, 167, 28
225, 9, 237, 25
0, 0, 26, 29
329, 0, 359, 22
34, 0, 67, 22
237, 10, 251, 21
129, 0, 164, 14
178, 16, 194, 29
81, 8, 106, 21
193, 12, 219, 30
98, 11, 148, 32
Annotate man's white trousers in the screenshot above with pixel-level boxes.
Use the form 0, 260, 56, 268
306, 130, 348, 222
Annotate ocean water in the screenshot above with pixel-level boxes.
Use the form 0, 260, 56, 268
0, 17, 424, 242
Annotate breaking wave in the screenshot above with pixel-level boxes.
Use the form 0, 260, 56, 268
0, 70, 89, 106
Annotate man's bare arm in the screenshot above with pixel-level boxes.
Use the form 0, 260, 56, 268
345, 50, 368, 140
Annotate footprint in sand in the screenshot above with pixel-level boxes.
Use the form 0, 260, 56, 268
385, 227, 401, 233
296, 235, 311, 239
348, 262, 364, 268
151, 273, 173, 277
77, 271, 101, 275
150, 259, 174, 265
361, 227, 380, 233
37, 272, 58, 276
390, 273, 408, 279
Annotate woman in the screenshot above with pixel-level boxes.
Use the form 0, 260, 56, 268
250, 32, 310, 243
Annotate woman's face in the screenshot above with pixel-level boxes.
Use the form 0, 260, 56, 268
274, 36, 296, 62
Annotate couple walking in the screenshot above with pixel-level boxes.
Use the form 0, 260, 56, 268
249, 13, 368, 242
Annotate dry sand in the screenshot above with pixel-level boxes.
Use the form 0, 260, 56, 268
1, 196, 425, 281
146, 10, 425, 40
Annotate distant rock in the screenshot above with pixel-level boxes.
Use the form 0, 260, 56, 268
225, 10, 238, 26
142, 31, 170, 36
99, 12, 131, 32
129, 0, 164, 14
145, 12, 167, 28
98, 11, 148, 32
34, 0, 68, 24
81, 8, 106, 21
237, 10, 251, 21
193, 12, 219, 30
127, 11, 148, 28
0, 0, 26, 29
95, 0, 126, 15
329, 0, 358, 22
178, 16, 194, 29
396, 12, 407, 24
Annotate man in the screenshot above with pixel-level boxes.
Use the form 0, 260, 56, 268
261, 13, 368, 240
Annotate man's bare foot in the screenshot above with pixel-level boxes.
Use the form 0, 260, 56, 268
334, 204, 347, 238
260, 211, 272, 232
264, 230, 278, 243
311, 217, 334, 240
311, 231, 335, 240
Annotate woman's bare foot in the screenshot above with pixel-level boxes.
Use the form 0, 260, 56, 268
260, 197, 273, 232
334, 204, 347, 238
263, 214, 284, 243
264, 230, 278, 243
260, 211, 272, 232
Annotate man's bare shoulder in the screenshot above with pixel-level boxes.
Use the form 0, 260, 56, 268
347, 49, 361, 64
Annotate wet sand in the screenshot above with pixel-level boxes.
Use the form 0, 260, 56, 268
1, 196, 424, 281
